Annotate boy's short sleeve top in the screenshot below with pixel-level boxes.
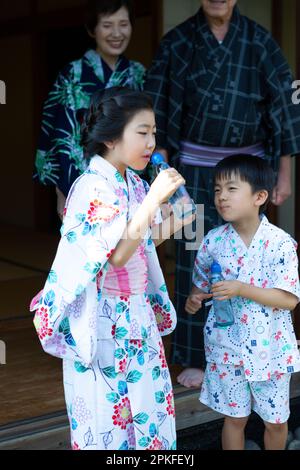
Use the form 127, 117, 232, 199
193, 215, 300, 381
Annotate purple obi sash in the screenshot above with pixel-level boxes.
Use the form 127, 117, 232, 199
179, 141, 265, 167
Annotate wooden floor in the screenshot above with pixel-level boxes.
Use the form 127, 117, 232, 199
1, 224, 300, 450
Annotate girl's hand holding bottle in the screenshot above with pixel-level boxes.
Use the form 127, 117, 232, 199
147, 168, 186, 206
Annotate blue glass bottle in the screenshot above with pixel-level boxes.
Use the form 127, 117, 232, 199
211, 260, 234, 327
150, 152, 196, 220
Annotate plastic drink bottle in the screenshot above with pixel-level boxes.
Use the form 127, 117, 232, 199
211, 260, 234, 327
150, 152, 196, 220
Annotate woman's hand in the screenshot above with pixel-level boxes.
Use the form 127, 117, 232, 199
211, 280, 242, 300
148, 168, 185, 205
185, 292, 212, 314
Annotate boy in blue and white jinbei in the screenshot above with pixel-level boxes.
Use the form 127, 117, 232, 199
185, 154, 300, 450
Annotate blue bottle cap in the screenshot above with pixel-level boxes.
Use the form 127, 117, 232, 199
211, 260, 222, 274
150, 152, 165, 165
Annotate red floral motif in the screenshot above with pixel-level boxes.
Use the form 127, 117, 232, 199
275, 331, 282, 341
118, 358, 127, 373
274, 371, 284, 380
87, 199, 119, 224
96, 270, 103, 290
111, 324, 116, 338
149, 437, 163, 450
287, 356, 293, 365
219, 372, 227, 379
120, 296, 129, 302
72, 442, 80, 450
158, 341, 167, 368
34, 306, 53, 340
210, 363, 217, 372
237, 257, 244, 266
106, 249, 115, 259
112, 397, 133, 429
130, 340, 142, 348
153, 304, 172, 333
245, 369, 251, 376
166, 392, 175, 417
223, 352, 229, 363
241, 314, 248, 324
229, 402, 238, 408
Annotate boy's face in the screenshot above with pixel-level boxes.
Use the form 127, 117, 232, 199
214, 174, 267, 222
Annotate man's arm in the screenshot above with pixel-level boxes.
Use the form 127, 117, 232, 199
272, 155, 292, 206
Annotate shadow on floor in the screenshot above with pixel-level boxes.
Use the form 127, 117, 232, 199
177, 396, 300, 450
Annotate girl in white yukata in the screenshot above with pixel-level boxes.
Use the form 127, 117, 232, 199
30, 87, 194, 450
186, 154, 300, 450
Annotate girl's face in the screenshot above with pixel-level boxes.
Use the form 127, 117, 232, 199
93, 7, 132, 65
105, 109, 156, 175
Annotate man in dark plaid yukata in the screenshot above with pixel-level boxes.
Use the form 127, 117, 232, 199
145, 0, 300, 388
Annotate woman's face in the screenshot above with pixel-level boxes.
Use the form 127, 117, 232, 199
201, 0, 237, 21
93, 6, 132, 63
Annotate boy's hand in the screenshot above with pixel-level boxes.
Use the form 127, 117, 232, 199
211, 280, 242, 300
185, 293, 213, 314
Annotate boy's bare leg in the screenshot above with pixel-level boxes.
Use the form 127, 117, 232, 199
222, 416, 249, 450
264, 421, 288, 450
177, 368, 204, 388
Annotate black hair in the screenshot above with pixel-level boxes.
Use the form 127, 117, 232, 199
214, 154, 276, 214
85, 0, 134, 35
81, 86, 153, 159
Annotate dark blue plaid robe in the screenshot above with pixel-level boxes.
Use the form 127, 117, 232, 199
145, 6, 300, 368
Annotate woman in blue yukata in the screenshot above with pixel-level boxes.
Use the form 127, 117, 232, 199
35, 0, 145, 219
31, 87, 194, 450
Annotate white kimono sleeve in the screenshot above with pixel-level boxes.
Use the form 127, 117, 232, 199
32, 173, 127, 366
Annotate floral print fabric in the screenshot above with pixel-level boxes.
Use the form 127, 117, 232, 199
35, 50, 145, 196
31, 155, 177, 449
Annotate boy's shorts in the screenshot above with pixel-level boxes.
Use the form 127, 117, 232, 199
200, 363, 291, 423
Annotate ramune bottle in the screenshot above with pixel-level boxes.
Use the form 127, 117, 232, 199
150, 152, 196, 220
211, 260, 234, 327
